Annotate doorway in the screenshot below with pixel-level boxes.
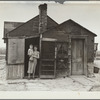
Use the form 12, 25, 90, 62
24, 37, 39, 78
71, 39, 84, 75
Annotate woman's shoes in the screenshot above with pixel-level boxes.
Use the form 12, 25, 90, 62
27, 76, 35, 80
32, 76, 35, 79
28, 77, 30, 80
28, 76, 31, 80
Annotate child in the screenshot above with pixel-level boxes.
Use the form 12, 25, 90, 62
27, 44, 34, 79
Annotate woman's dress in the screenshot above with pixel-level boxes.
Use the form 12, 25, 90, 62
32, 51, 39, 75
27, 49, 39, 74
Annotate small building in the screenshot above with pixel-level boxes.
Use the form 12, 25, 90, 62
3, 4, 97, 79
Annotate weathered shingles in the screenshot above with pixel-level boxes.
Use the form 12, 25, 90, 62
4, 22, 23, 38
6, 15, 58, 37
43, 19, 97, 38
5, 16, 96, 38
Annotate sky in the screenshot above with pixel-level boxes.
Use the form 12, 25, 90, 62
0, 1, 100, 50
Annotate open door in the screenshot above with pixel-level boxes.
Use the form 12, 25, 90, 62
24, 37, 39, 78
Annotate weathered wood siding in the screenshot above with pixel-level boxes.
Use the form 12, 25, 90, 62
7, 16, 58, 37
82, 31, 95, 62
7, 64, 24, 79
8, 38, 25, 64
4, 22, 23, 43
56, 20, 96, 62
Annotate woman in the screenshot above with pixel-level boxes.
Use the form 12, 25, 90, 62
27, 45, 39, 79
32, 46, 39, 78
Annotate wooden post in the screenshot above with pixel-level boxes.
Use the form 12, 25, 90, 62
84, 36, 88, 76
38, 4, 47, 78
67, 35, 71, 76
54, 42, 57, 78
6, 39, 8, 64
39, 34, 42, 77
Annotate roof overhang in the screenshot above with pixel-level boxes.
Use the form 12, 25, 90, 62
5, 34, 40, 39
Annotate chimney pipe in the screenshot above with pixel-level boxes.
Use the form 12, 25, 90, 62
39, 3, 47, 34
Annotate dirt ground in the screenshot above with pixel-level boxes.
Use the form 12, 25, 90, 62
0, 56, 100, 91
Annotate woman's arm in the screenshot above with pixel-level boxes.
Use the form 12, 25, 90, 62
33, 52, 39, 59
37, 52, 39, 59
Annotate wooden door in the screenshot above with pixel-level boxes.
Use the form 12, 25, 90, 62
8, 38, 25, 64
7, 38, 25, 79
71, 39, 84, 75
40, 41, 56, 78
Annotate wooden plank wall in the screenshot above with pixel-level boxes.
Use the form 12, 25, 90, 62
7, 64, 24, 79
57, 20, 95, 63
8, 39, 25, 64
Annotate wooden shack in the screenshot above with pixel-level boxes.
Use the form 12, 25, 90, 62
3, 4, 97, 79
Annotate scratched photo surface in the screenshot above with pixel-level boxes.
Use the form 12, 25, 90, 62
0, 1, 100, 91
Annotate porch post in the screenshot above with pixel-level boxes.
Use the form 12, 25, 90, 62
39, 34, 42, 77
68, 35, 71, 76
84, 36, 88, 76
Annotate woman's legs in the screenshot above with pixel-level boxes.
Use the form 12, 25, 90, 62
28, 73, 31, 79
33, 59, 37, 78
28, 61, 33, 79
33, 67, 36, 78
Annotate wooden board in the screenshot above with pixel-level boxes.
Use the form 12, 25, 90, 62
7, 64, 24, 79
40, 41, 56, 78
40, 75, 55, 79
8, 38, 25, 64
71, 39, 84, 75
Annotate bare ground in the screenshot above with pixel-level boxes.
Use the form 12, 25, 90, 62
0, 56, 100, 91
